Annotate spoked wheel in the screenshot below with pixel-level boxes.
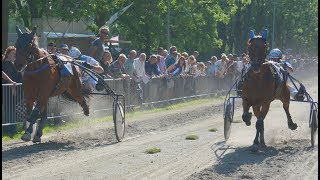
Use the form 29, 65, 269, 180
224, 100, 233, 141
310, 108, 318, 147
113, 99, 125, 142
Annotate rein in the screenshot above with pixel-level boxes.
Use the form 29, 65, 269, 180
18, 54, 54, 73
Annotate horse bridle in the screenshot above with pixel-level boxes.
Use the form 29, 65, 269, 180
248, 38, 267, 68
16, 38, 43, 73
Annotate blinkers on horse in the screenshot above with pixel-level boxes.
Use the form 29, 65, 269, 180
248, 29, 268, 72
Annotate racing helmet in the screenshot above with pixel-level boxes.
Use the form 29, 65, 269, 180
68, 47, 82, 59
268, 48, 282, 59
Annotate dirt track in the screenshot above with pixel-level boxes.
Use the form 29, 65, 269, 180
2, 71, 318, 180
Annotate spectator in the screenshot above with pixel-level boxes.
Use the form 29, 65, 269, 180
236, 53, 247, 74
215, 53, 228, 78
207, 56, 217, 76
109, 53, 130, 79
166, 56, 186, 77
2, 46, 22, 84
194, 62, 206, 77
193, 51, 200, 59
225, 54, 237, 75
165, 46, 178, 68
99, 50, 113, 79
124, 50, 137, 76
68, 47, 104, 92
186, 55, 197, 76
59, 44, 69, 55
157, 47, 167, 74
145, 54, 162, 78
205, 61, 212, 74
157, 47, 164, 56
47, 42, 57, 54
2, 46, 22, 134
163, 49, 168, 59
133, 53, 147, 82
181, 52, 189, 59
90, 26, 109, 62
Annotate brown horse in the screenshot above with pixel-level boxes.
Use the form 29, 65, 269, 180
241, 30, 297, 151
14, 26, 89, 143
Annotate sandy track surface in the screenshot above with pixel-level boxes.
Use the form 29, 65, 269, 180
2, 72, 318, 180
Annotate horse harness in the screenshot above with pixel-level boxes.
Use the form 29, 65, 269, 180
237, 62, 285, 98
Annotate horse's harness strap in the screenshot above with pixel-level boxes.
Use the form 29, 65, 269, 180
24, 64, 50, 75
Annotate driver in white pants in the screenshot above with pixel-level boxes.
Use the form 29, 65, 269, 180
68, 47, 104, 92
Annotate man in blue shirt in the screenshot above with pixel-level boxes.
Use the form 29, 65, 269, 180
165, 46, 177, 68
145, 54, 161, 77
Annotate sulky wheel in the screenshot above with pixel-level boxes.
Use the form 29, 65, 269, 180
224, 101, 233, 141
113, 99, 126, 142
310, 108, 318, 147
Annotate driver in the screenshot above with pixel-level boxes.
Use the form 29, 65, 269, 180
68, 47, 104, 93
268, 48, 304, 101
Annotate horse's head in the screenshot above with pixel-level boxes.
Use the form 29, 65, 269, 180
248, 29, 268, 72
14, 26, 38, 71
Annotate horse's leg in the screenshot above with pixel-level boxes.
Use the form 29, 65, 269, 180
21, 100, 39, 142
282, 99, 297, 130
32, 105, 48, 143
66, 77, 89, 116
258, 102, 271, 147
242, 99, 252, 126
23, 101, 32, 130
280, 85, 298, 130
252, 105, 261, 146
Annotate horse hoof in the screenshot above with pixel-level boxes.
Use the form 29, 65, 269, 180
259, 143, 267, 148
21, 132, 31, 142
84, 110, 89, 116
32, 136, 41, 143
245, 121, 251, 126
83, 108, 89, 116
250, 144, 259, 152
289, 123, 298, 130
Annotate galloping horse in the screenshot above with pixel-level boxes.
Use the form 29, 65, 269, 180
241, 29, 297, 150
14, 26, 89, 143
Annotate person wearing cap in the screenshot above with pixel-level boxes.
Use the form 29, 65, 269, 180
268, 48, 304, 101
60, 44, 69, 55
90, 26, 109, 62
68, 47, 104, 92
47, 42, 57, 54
165, 46, 178, 68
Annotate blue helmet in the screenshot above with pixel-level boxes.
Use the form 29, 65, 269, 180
269, 48, 282, 59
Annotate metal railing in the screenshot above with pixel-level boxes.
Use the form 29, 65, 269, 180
2, 75, 235, 127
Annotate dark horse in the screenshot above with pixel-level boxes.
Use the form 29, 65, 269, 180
241, 30, 297, 151
14, 26, 89, 143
